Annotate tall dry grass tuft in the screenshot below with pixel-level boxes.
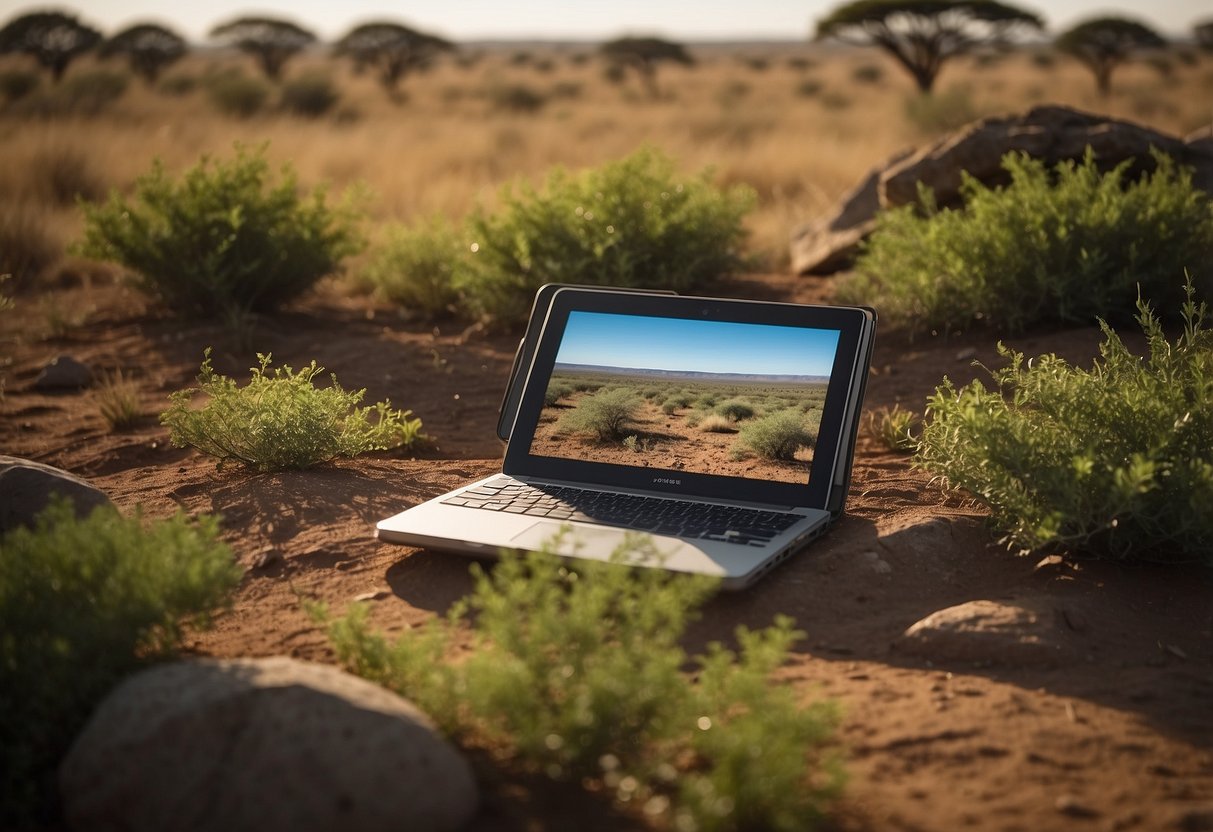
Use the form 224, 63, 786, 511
0, 45, 1208, 289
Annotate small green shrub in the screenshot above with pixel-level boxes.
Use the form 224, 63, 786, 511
487, 83, 547, 113
841, 148, 1213, 334
544, 381, 575, 407
161, 350, 423, 471
158, 73, 197, 96
56, 70, 129, 114
96, 369, 142, 430
867, 404, 918, 452
917, 281, 1213, 563
0, 69, 39, 102
31, 144, 105, 205
206, 70, 270, 117
715, 399, 755, 422
359, 218, 464, 317
76, 144, 363, 317
739, 410, 815, 460
557, 387, 641, 441
903, 86, 980, 134
461, 147, 754, 324
280, 71, 339, 117
851, 63, 884, 84
317, 540, 842, 831
0, 501, 239, 827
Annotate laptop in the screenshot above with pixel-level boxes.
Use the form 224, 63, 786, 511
377, 286, 876, 589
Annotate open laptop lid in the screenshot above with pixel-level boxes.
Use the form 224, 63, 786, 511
502, 288, 873, 511
496, 284, 677, 442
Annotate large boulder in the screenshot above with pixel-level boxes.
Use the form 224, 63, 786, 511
0, 456, 112, 533
792, 106, 1213, 274
59, 656, 479, 832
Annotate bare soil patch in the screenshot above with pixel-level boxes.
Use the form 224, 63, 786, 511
2, 273, 1211, 832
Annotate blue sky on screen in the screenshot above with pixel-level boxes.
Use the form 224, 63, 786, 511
554, 311, 840, 377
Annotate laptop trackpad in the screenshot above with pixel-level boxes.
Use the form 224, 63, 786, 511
511, 521, 667, 560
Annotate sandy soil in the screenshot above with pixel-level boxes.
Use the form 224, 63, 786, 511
3, 272, 1212, 832
530, 396, 816, 483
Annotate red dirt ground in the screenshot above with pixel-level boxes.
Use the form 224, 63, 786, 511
3, 272, 1211, 831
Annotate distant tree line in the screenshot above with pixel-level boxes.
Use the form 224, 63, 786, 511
1, 5, 1211, 100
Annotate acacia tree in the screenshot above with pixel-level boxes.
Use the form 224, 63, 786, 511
600, 36, 694, 98
209, 16, 316, 81
814, 0, 1044, 93
335, 22, 454, 94
100, 23, 187, 84
1056, 17, 1166, 97
0, 10, 101, 82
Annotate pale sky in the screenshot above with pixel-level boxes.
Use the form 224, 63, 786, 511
2, 0, 1208, 42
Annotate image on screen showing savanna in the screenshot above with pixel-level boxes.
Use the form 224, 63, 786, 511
530, 365, 830, 484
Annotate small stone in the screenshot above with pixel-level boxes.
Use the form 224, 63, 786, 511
955, 347, 977, 361
897, 598, 1079, 666
249, 548, 283, 570
353, 589, 391, 602
34, 355, 93, 389
0, 456, 112, 533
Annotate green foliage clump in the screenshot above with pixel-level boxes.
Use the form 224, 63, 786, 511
917, 282, 1213, 563
0, 68, 39, 102
903, 86, 980, 134
77, 144, 363, 317
715, 399, 755, 422
358, 217, 464, 318
56, 69, 129, 114
557, 387, 641, 441
461, 147, 755, 324
279, 71, 339, 117
317, 540, 842, 831
867, 404, 919, 452
205, 69, 270, 117
738, 410, 816, 460
841, 149, 1213, 334
0, 501, 239, 827
161, 349, 423, 471
96, 369, 142, 430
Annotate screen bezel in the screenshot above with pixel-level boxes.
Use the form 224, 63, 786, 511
503, 289, 868, 508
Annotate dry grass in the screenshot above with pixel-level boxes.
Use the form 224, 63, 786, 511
1, 45, 1209, 279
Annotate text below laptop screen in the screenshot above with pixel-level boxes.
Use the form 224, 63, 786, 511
529, 311, 841, 485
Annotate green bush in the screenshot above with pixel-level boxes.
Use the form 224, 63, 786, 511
0, 69, 39, 102
161, 349, 423, 471
738, 410, 815, 460
206, 70, 270, 117
0, 501, 239, 827
317, 539, 842, 831
358, 217, 464, 317
56, 69, 129, 114
487, 83, 547, 113
158, 73, 197, 96
903, 86, 979, 134
917, 281, 1213, 563
460, 147, 754, 324
76, 144, 363, 317
280, 71, 339, 117
557, 387, 642, 441
841, 149, 1213, 334
867, 404, 919, 452
715, 399, 755, 422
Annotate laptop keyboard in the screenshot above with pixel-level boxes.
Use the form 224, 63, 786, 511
440, 478, 801, 547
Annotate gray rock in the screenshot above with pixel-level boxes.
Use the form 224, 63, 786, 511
34, 355, 93, 390
59, 656, 479, 832
896, 597, 1079, 666
791, 105, 1213, 274
0, 456, 113, 533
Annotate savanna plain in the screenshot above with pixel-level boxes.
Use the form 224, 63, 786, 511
3, 40, 1213, 832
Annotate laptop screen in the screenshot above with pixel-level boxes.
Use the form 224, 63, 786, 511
503, 289, 869, 509
532, 311, 841, 486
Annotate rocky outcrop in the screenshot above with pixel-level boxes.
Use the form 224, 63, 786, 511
0, 456, 112, 533
60, 656, 479, 832
792, 106, 1213, 275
